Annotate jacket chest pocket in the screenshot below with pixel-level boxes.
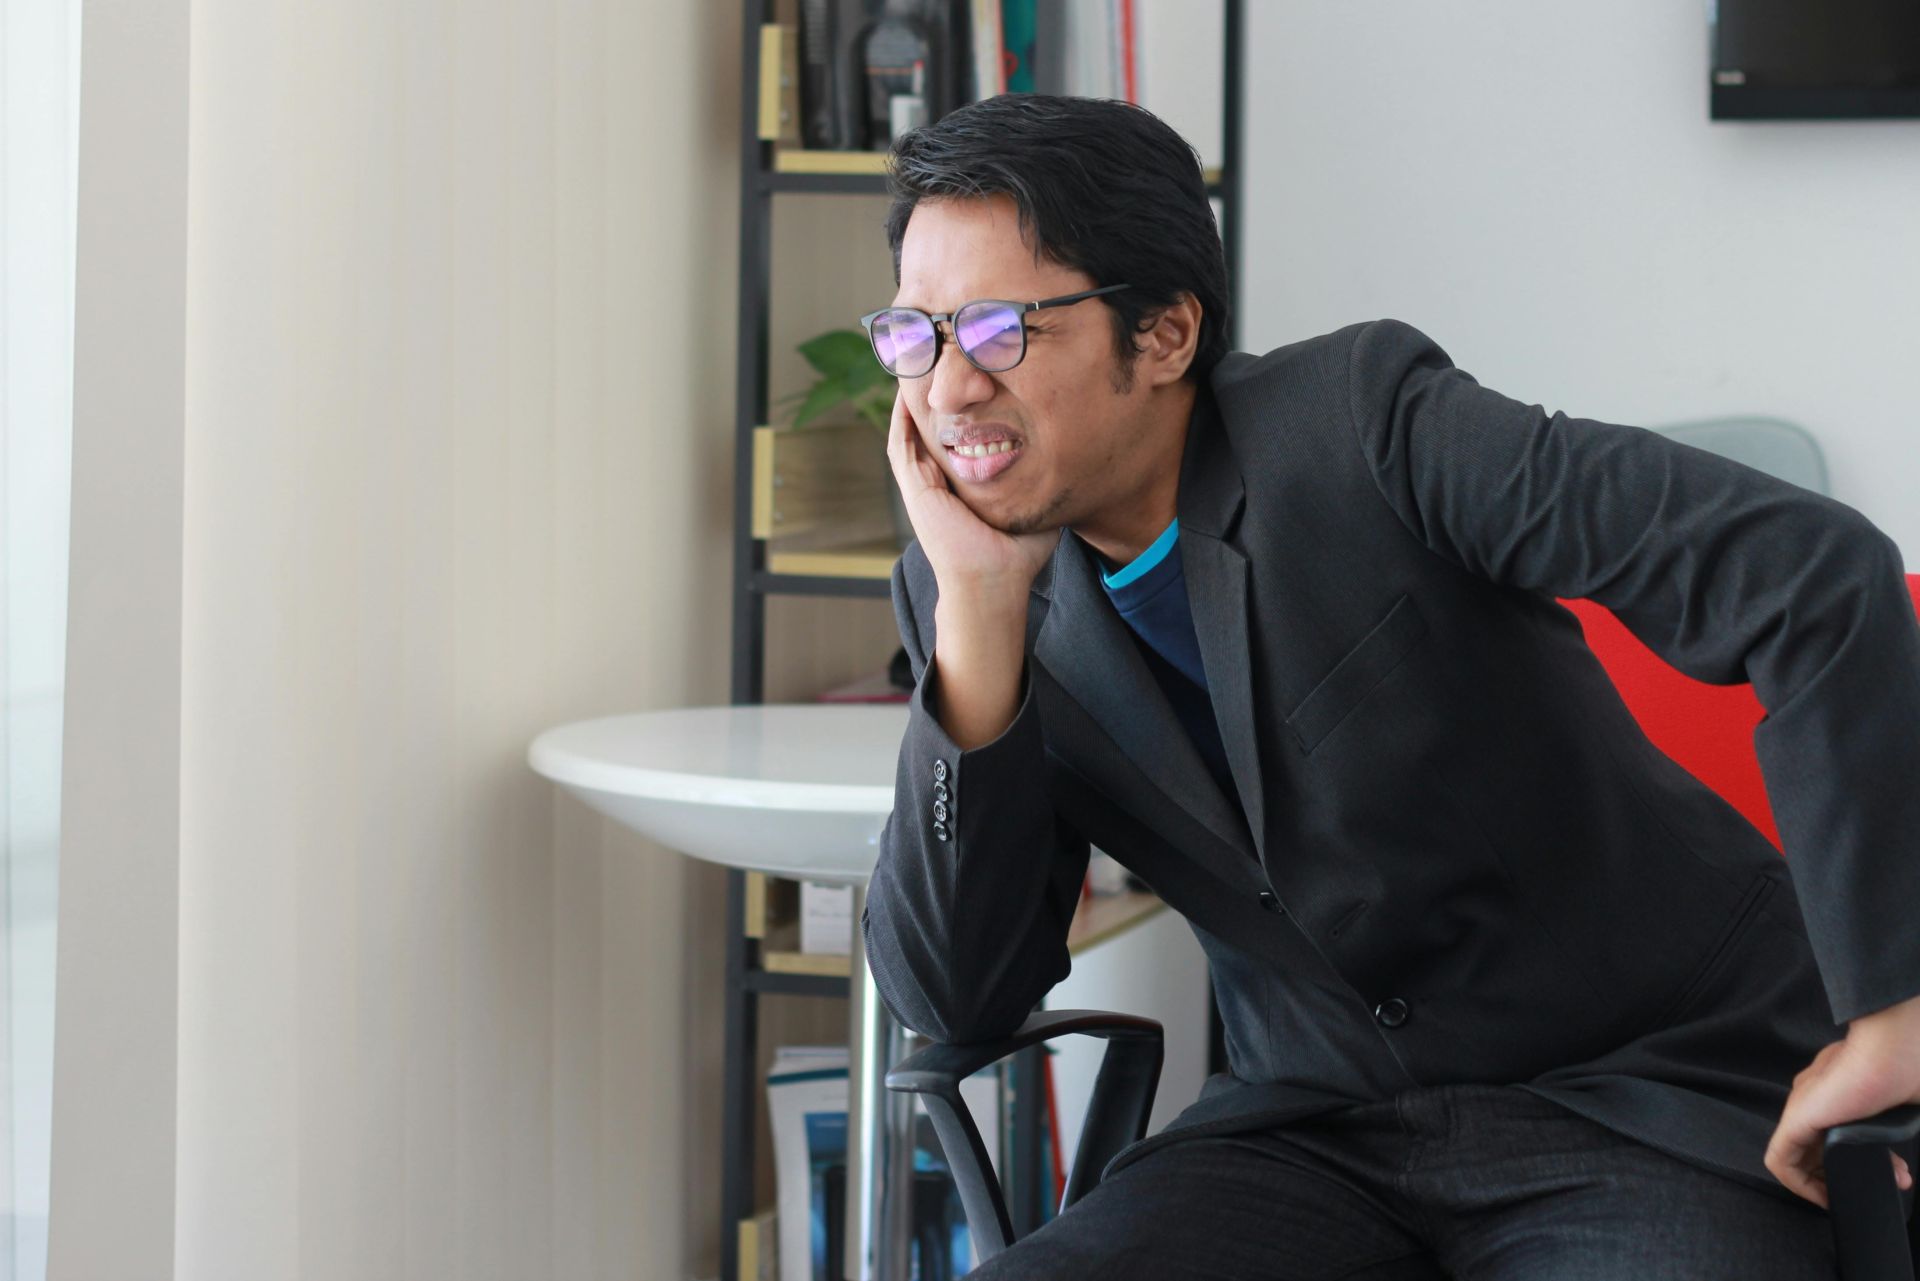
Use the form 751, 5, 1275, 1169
1284, 592, 1430, 755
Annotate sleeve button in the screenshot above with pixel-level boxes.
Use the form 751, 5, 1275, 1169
933, 759, 948, 781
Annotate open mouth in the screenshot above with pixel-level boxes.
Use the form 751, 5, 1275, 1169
945, 439, 1024, 482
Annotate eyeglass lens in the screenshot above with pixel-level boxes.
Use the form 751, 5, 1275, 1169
869, 301, 1026, 376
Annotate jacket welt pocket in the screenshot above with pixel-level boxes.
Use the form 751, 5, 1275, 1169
1643, 872, 1779, 1033
1285, 592, 1429, 755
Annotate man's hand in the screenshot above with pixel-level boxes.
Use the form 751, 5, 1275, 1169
885, 386, 1055, 751
1764, 990, 1920, 1208
884, 386, 1056, 600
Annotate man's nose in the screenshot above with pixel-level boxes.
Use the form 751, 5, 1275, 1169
925, 329, 993, 416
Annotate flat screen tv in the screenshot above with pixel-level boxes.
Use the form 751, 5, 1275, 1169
1711, 0, 1920, 119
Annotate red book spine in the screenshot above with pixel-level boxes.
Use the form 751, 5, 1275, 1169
1042, 1048, 1066, 1208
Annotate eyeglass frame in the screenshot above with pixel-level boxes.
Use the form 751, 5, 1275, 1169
858, 282, 1133, 378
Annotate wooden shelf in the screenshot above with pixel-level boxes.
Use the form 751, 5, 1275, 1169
774, 148, 890, 175
761, 917, 853, 976
752, 420, 904, 581
736, 1204, 778, 1281
1066, 888, 1169, 952
768, 146, 1222, 190
766, 539, 902, 579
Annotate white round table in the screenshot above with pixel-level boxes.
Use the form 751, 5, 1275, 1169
528, 703, 919, 1281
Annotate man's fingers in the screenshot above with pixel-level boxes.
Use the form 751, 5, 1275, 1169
1765, 1127, 1830, 1210
1767, 1133, 1913, 1210
885, 388, 906, 470
885, 388, 923, 496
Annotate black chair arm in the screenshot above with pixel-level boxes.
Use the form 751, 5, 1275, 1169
1825, 1102, 1920, 1281
884, 1009, 1165, 1266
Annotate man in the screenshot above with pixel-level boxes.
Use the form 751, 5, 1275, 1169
859, 93, 1919, 1277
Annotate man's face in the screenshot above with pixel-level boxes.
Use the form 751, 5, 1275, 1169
890, 194, 1147, 536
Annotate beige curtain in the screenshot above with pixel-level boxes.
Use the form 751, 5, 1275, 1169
51, 2, 748, 1278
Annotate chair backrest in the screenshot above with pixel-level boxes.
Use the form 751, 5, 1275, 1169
1649, 416, 1830, 495
1555, 573, 1920, 848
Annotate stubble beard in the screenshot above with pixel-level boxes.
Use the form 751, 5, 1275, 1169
992, 483, 1075, 538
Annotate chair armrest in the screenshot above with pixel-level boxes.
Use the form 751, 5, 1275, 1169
884, 1009, 1165, 1265
1824, 1103, 1920, 1281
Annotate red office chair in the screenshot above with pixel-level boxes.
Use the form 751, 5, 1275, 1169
1555, 573, 1920, 1280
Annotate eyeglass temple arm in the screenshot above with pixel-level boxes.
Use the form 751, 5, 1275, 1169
1030, 282, 1132, 310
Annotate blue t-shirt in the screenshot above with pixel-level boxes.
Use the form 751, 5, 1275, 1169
1086, 517, 1242, 809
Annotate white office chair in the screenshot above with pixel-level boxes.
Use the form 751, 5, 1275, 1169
1652, 414, 1830, 495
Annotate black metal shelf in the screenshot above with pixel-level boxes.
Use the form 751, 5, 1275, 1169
722, 5, 1247, 1277
752, 569, 893, 599
762, 171, 893, 195
761, 169, 1230, 199
742, 967, 852, 999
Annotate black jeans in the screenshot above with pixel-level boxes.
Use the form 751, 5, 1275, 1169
966, 1081, 1837, 1280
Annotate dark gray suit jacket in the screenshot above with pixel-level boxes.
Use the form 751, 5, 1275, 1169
861, 316, 1920, 1205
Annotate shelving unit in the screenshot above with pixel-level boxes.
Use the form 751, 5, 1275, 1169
724, 4, 1247, 1277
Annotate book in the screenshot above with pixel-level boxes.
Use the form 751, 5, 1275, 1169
1002, 0, 1038, 93
800, 879, 854, 954
815, 669, 909, 704
970, 0, 1005, 100
768, 1046, 1003, 1279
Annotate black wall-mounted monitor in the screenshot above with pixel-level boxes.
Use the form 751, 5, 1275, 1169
1711, 0, 1920, 119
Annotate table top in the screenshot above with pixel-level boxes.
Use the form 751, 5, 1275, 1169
527, 702, 910, 814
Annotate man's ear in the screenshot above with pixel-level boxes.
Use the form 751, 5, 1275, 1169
1143, 291, 1202, 387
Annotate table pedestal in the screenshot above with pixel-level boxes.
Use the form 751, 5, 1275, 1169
845, 882, 919, 1281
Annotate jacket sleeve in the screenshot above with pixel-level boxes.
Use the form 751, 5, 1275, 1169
1345, 316, 1920, 1028
859, 545, 1092, 1044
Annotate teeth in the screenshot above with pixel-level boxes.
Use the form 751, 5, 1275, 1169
952, 441, 1018, 458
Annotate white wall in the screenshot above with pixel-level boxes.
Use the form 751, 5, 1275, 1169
1239, 1, 1920, 556
52, 1, 756, 1278
1041, 906, 1211, 1171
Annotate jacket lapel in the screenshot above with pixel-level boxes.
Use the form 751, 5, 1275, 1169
1174, 378, 1270, 871
1030, 379, 1272, 892
1036, 530, 1259, 891
1181, 534, 1269, 869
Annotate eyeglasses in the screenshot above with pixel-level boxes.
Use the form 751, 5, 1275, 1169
858, 283, 1132, 378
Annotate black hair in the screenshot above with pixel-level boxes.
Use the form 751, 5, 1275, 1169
883, 93, 1231, 389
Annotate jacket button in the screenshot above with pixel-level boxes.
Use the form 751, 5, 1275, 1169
1373, 998, 1409, 1028
1257, 890, 1284, 914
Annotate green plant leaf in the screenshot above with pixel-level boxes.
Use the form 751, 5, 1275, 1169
798, 330, 879, 380
856, 395, 891, 431
791, 378, 851, 429
843, 355, 893, 398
